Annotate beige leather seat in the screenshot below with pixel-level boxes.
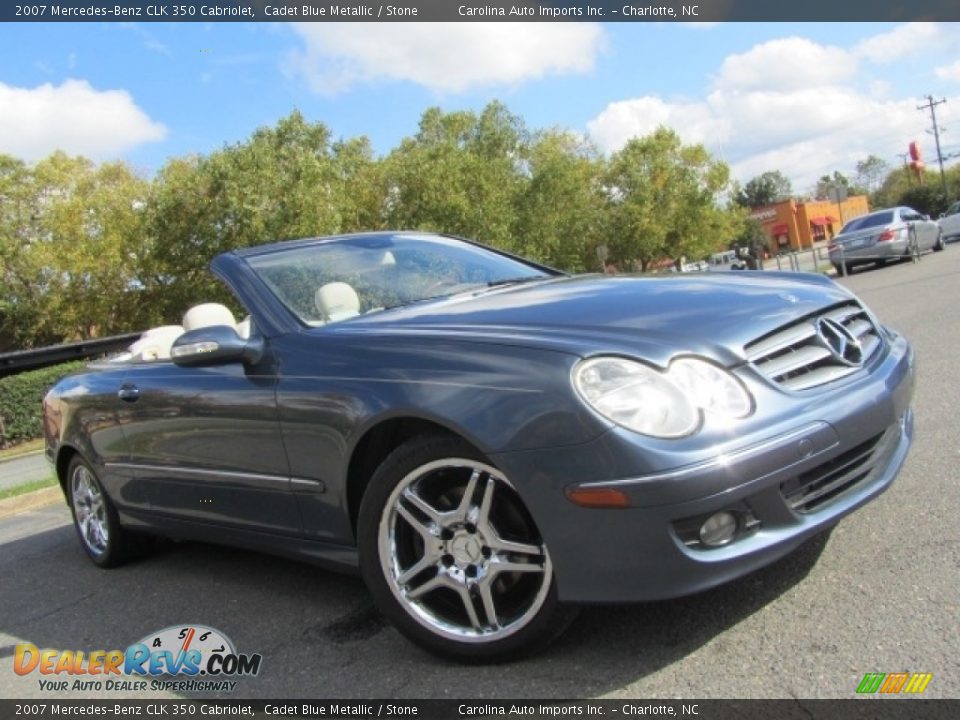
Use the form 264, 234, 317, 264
182, 303, 237, 332
236, 316, 252, 339
315, 283, 360, 323
127, 325, 184, 362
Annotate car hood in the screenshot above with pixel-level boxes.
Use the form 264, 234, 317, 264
333, 273, 855, 367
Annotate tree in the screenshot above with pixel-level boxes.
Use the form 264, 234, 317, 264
384, 102, 529, 252
897, 185, 948, 217
513, 130, 606, 271
855, 155, 889, 193
603, 128, 740, 272
813, 171, 866, 201
142, 111, 351, 321
0, 152, 149, 349
332, 136, 387, 233
734, 171, 793, 208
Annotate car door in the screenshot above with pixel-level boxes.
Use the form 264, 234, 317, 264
56, 364, 151, 512
115, 355, 302, 536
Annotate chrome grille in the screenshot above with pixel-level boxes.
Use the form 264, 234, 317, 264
745, 303, 882, 391
780, 424, 897, 514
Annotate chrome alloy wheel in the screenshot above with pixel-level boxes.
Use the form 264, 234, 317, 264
378, 458, 552, 643
71, 464, 109, 556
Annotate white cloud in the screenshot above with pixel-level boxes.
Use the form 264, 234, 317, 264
587, 96, 730, 151
288, 22, 605, 94
935, 60, 960, 82
714, 37, 856, 92
586, 26, 955, 192
0, 79, 167, 162
854, 23, 941, 64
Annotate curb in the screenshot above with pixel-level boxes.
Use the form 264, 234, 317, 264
0, 486, 63, 520
0, 448, 45, 463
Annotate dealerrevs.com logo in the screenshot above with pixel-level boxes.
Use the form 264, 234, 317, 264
13, 625, 262, 693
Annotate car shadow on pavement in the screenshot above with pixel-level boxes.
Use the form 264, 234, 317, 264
1, 517, 828, 699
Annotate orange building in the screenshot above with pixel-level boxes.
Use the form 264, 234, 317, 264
749, 196, 870, 253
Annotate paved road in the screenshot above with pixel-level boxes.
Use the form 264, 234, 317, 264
0, 452, 50, 491
2, 250, 958, 701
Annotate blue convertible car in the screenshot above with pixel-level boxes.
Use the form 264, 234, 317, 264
44, 232, 914, 660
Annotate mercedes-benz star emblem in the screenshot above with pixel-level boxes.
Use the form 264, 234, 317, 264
816, 317, 864, 366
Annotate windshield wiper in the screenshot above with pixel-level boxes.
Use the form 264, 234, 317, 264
485, 275, 550, 287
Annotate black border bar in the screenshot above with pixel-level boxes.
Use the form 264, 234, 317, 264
4, 1, 960, 23
1, 700, 957, 720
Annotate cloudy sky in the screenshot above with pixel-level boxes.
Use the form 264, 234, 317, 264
1, 21, 959, 193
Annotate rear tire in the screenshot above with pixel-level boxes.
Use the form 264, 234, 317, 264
66, 456, 143, 568
357, 433, 575, 662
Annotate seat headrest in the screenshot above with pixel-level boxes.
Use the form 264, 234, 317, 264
182, 303, 237, 332
128, 325, 184, 361
236, 316, 252, 339
315, 282, 360, 323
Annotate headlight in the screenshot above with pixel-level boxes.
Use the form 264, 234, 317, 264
573, 357, 698, 438
573, 356, 753, 438
666, 357, 752, 419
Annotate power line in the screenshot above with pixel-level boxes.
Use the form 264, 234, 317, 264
917, 95, 948, 197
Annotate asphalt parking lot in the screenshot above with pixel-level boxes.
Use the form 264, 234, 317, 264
1, 249, 958, 700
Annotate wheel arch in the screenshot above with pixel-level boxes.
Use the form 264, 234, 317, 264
345, 416, 487, 539
55, 444, 80, 497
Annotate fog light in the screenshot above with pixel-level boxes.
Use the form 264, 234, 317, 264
699, 512, 738, 547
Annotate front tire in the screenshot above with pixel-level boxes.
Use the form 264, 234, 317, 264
357, 434, 571, 661
67, 456, 136, 568
934, 231, 945, 252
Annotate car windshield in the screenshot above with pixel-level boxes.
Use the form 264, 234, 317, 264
840, 211, 894, 233
244, 233, 555, 325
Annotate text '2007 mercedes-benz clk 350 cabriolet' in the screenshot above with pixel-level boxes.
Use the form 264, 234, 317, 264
43, 231, 915, 660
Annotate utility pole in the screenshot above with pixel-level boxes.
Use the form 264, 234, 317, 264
917, 95, 948, 199
896, 152, 912, 184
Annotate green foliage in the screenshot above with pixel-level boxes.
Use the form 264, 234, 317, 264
514, 130, 607, 271
735, 171, 793, 208
2, 103, 747, 349
871, 163, 960, 211
384, 102, 529, 252
855, 155, 889, 193
732, 218, 768, 252
813, 171, 867, 201
0, 153, 150, 349
0, 361, 87, 447
605, 128, 740, 271
896, 186, 949, 216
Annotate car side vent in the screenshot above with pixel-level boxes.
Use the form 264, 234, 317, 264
745, 303, 882, 391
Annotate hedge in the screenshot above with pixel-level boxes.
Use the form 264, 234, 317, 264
0, 361, 89, 448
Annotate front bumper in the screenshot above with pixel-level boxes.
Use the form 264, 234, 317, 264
492, 332, 915, 603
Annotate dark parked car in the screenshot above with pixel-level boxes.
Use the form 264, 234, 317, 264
44, 232, 915, 660
828, 206, 944, 273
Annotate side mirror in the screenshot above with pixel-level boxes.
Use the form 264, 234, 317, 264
171, 325, 263, 367
922, 214, 931, 221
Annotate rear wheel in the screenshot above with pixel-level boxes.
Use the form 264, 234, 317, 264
358, 434, 572, 661
67, 456, 140, 568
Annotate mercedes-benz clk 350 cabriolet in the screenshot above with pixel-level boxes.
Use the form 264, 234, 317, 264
43, 232, 915, 660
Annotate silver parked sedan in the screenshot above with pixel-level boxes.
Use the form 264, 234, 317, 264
829, 206, 944, 273
939, 200, 960, 242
